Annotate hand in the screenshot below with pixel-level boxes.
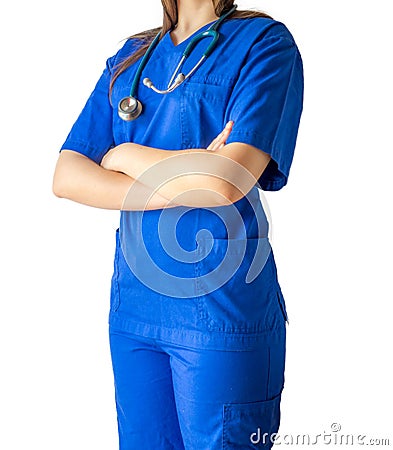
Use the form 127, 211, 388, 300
101, 145, 124, 171
206, 121, 234, 151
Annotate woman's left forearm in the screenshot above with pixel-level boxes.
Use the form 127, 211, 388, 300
103, 142, 243, 207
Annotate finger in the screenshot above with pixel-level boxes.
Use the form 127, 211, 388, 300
212, 122, 234, 149
206, 140, 217, 151
218, 122, 234, 142
207, 134, 222, 151
207, 121, 234, 151
222, 121, 234, 134
210, 134, 227, 151
225, 120, 234, 130
211, 138, 223, 151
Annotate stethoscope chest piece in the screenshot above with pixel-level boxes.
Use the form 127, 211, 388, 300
117, 4, 238, 121
118, 96, 142, 121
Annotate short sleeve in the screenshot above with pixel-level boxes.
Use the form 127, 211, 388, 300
59, 53, 117, 164
224, 23, 304, 191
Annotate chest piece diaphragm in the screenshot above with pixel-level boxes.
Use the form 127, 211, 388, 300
118, 96, 143, 121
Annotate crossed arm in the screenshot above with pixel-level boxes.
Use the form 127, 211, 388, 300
52, 121, 271, 210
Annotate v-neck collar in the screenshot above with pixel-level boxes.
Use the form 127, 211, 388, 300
157, 19, 218, 55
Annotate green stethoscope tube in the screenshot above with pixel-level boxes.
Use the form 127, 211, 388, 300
118, 4, 238, 121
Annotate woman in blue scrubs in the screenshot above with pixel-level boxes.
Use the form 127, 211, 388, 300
53, 0, 303, 448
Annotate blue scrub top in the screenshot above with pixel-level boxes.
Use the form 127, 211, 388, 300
60, 17, 304, 349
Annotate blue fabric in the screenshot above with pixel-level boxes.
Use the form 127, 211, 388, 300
109, 327, 285, 449
60, 16, 303, 449
59, 19, 303, 332
109, 227, 288, 350
60, 18, 303, 189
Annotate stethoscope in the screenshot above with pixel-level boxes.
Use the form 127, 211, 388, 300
118, 4, 238, 121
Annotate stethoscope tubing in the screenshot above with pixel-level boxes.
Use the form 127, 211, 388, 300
147, 5, 237, 94
118, 4, 238, 120
129, 30, 162, 98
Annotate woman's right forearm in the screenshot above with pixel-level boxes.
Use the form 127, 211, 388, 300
52, 150, 178, 211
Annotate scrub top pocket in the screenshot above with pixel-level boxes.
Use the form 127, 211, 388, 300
195, 236, 285, 334
109, 228, 121, 312
180, 79, 232, 148
276, 287, 289, 324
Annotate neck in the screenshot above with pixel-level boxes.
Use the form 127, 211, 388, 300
175, 0, 218, 33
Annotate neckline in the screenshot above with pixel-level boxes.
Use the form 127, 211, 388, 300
164, 19, 218, 51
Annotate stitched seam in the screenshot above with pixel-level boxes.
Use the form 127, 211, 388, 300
266, 346, 271, 400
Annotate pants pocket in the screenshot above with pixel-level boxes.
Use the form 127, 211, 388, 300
223, 392, 281, 449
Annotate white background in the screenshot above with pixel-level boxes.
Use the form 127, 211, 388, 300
1, 0, 392, 448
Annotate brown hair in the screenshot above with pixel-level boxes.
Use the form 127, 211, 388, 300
109, 0, 273, 96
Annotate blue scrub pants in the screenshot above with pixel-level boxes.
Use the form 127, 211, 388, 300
109, 327, 285, 449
